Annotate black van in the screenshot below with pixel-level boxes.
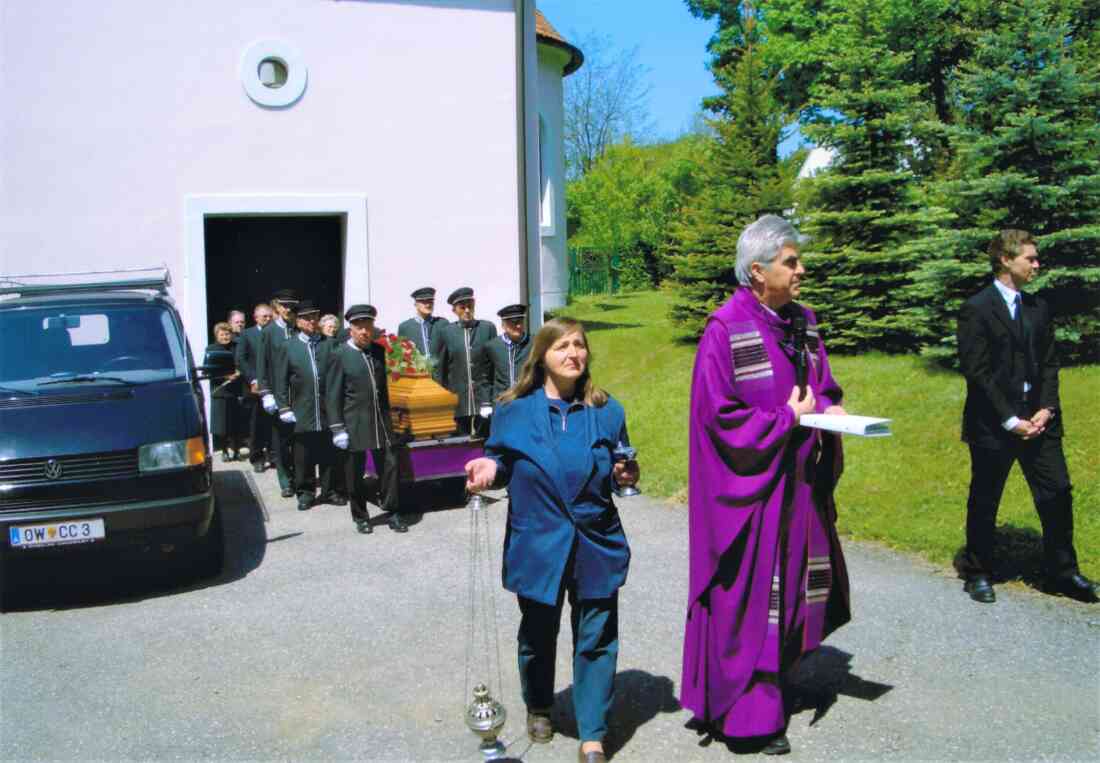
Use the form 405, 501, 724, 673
0, 271, 231, 589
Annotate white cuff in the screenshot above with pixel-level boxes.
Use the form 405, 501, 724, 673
1002, 416, 1020, 431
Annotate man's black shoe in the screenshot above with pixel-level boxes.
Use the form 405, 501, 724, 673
321, 493, 348, 507
964, 576, 996, 603
297, 495, 313, 511
1045, 573, 1100, 603
388, 514, 409, 533
252, 462, 266, 474
280, 487, 295, 498
356, 519, 373, 534
762, 734, 791, 755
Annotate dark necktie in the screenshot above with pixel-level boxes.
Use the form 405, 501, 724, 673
1014, 294, 1034, 388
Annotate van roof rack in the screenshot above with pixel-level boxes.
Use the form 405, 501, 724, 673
0, 266, 172, 299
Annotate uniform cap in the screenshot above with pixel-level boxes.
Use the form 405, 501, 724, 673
296, 299, 321, 316
411, 287, 436, 301
272, 288, 300, 306
345, 304, 377, 322
447, 287, 474, 305
497, 304, 528, 320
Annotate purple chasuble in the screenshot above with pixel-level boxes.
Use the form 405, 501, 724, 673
680, 287, 851, 738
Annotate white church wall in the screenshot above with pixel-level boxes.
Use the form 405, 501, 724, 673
0, 0, 522, 359
535, 44, 571, 313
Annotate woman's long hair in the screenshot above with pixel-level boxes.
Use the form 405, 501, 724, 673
498, 317, 608, 407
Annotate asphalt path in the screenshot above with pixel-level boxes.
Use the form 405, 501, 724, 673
1, 459, 1097, 761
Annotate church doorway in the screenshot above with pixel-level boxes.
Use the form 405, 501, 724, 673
202, 216, 344, 337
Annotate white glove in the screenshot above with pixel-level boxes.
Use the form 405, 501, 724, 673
333, 432, 349, 450
262, 394, 277, 413
479, 404, 493, 418
279, 410, 297, 424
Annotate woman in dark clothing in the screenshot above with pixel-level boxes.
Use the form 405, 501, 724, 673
206, 321, 243, 461
464, 318, 640, 763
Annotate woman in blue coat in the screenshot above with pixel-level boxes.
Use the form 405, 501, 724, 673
465, 317, 640, 763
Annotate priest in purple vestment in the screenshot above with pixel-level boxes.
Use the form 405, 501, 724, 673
680, 214, 852, 756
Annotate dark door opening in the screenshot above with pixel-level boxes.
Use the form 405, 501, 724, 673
203, 216, 344, 340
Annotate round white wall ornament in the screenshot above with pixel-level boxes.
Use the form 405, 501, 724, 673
240, 40, 307, 108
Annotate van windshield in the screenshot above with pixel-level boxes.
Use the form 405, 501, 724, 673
0, 305, 188, 392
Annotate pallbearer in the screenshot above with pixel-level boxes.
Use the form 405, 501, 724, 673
327, 304, 407, 534
483, 304, 531, 402
431, 287, 495, 435
274, 300, 339, 511
398, 287, 448, 360
236, 302, 273, 473
257, 288, 299, 498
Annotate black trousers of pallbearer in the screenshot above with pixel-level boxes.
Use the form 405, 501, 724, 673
270, 417, 295, 491
292, 431, 334, 499
246, 395, 272, 465
340, 448, 399, 523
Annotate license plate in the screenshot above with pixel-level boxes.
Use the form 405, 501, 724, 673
9, 519, 106, 549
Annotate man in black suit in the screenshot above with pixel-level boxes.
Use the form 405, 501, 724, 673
236, 302, 273, 473
257, 289, 299, 498
397, 287, 448, 362
957, 229, 1098, 604
326, 304, 406, 534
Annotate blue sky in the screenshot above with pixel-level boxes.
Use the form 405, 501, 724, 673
536, 1, 805, 156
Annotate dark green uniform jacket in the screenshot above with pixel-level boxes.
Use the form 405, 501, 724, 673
274, 332, 334, 433
483, 334, 532, 401
397, 316, 449, 360
256, 318, 294, 397
325, 339, 392, 451
431, 320, 495, 418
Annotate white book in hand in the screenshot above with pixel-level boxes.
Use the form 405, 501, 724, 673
799, 414, 892, 437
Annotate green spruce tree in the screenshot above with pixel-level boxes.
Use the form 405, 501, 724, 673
796, 0, 949, 353
904, 1, 1100, 364
667, 7, 798, 336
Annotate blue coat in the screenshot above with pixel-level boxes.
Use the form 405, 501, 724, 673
485, 388, 631, 606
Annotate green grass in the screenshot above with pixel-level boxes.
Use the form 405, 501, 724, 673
556, 290, 1100, 580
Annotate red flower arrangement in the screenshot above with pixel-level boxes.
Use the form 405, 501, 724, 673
375, 333, 432, 380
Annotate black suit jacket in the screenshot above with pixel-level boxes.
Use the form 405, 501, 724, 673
957, 283, 1061, 449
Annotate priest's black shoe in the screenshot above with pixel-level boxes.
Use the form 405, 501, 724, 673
320, 492, 347, 507
762, 734, 791, 755
297, 495, 313, 512
964, 576, 996, 603
355, 519, 373, 534
1045, 573, 1100, 603
280, 487, 295, 498
388, 514, 409, 533
252, 462, 266, 474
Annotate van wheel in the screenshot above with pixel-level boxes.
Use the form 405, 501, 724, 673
187, 505, 224, 582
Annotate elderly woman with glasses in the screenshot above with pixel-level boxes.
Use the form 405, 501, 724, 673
680, 214, 852, 756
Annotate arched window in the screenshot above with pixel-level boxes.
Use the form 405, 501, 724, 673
538, 115, 554, 236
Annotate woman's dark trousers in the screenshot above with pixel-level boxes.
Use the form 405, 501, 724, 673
517, 584, 619, 742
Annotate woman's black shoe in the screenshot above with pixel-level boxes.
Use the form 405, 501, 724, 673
388, 514, 409, 533
356, 519, 373, 534
762, 734, 790, 755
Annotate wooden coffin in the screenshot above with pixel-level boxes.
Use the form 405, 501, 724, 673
389, 373, 459, 439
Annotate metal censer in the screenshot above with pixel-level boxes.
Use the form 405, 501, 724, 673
465, 683, 507, 759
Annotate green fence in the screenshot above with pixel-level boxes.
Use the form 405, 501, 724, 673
567, 249, 621, 298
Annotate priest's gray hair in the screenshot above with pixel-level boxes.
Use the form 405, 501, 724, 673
735, 214, 807, 286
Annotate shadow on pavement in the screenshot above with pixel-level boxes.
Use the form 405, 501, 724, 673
684, 647, 892, 754
787, 646, 893, 727
0, 470, 269, 612
551, 669, 681, 758
953, 524, 1047, 591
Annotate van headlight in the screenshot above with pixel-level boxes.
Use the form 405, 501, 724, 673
138, 437, 206, 472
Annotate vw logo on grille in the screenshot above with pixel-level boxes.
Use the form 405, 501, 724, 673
43, 459, 64, 480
